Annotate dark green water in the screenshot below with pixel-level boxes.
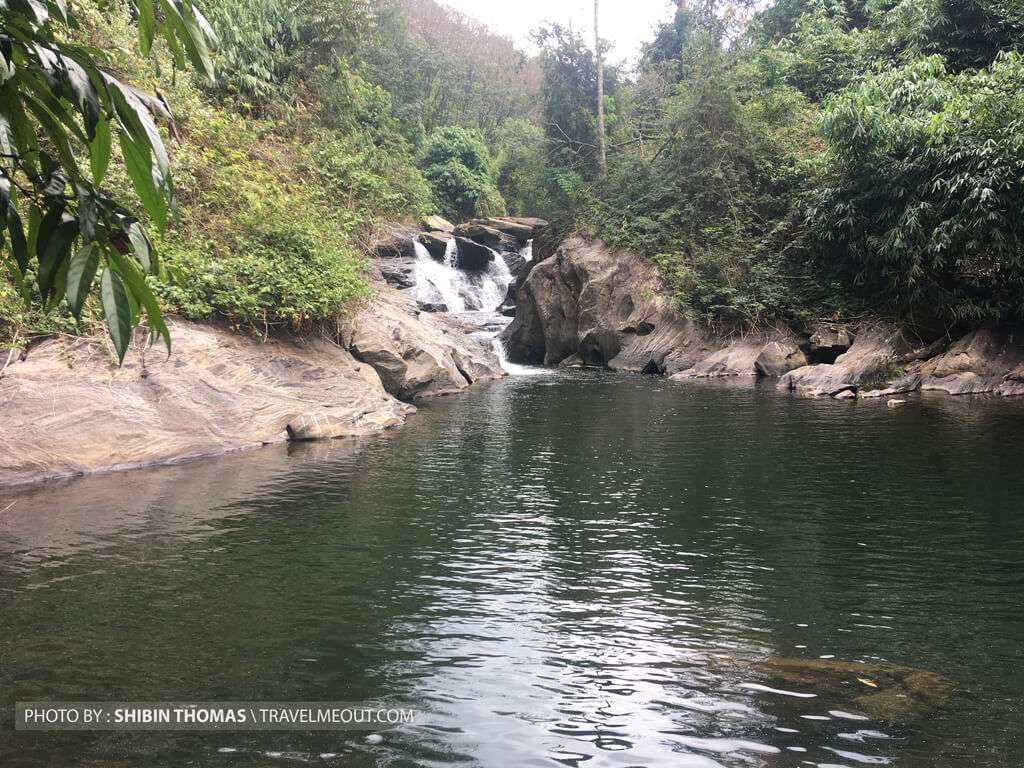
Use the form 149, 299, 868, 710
2, 370, 1023, 767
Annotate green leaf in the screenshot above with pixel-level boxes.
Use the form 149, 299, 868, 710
58, 53, 101, 139
0, 85, 39, 174
22, 92, 81, 181
101, 265, 133, 364
108, 80, 169, 177
136, 0, 157, 56
124, 218, 156, 273
110, 250, 171, 354
37, 216, 77, 299
75, 182, 98, 244
159, 0, 215, 81
66, 242, 99, 318
6, 206, 30, 276
119, 130, 167, 230
89, 115, 111, 184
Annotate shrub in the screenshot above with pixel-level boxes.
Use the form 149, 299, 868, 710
417, 127, 506, 220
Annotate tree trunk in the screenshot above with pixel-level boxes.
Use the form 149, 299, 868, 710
594, 0, 607, 177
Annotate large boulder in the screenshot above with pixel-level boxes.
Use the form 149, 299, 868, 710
342, 283, 504, 400
453, 222, 518, 252
453, 236, 494, 271
418, 230, 453, 261
480, 216, 547, 242
501, 236, 802, 374
0, 320, 414, 485
755, 341, 808, 377
500, 246, 531, 288
779, 326, 911, 397
807, 325, 855, 363
912, 327, 1024, 396
420, 214, 454, 232
369, 226, 417, 260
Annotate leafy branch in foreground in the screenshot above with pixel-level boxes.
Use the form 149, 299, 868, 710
0, 0, 215, 362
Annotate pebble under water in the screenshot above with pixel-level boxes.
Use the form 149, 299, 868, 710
1, 369, 1023, 767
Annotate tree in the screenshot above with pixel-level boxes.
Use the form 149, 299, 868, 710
416, 126, 505, 220
808, 53, 1024, 325
0, 0, 216, 361
535, 23, 618, 175
594, 0, 607, 176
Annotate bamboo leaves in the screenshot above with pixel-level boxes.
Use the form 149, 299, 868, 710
0, 0, 216, 362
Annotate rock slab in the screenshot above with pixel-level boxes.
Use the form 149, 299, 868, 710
0, 320, 413, 486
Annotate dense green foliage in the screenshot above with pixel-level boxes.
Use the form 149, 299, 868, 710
522, 0, 1024, 330
0, 0, 215, 360
6, 0, 1024, 353
416, 126, 505, 221
0, 0, 440, 348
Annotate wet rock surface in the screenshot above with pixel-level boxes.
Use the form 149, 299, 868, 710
453, 236, 495, 271
745, 657, 955, 721
418, 230, 453, 260
342, 283, 504, 401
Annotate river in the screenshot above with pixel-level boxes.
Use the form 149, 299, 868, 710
1, 370, 1023, 767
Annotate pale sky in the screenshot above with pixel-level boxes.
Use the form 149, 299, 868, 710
438, 0, 679, 64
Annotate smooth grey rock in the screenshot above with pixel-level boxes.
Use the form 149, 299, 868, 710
420, 214, 454, 232
755, 342, 808, 378
0, 320, 414, 486
808, 326, 855, 362
370, 227, 418, 259
343, 284, 504, 401
502, 237, 802, 376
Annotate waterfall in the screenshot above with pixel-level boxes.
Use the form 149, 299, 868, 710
411, 235, 544, 376
413, 240, 467, 311
411, 238, 513, 313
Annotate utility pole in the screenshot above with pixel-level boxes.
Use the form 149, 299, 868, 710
594, 0, 607, 177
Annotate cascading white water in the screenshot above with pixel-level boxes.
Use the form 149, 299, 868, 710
413, 240, 469, 311
520, 239, 533, 263
411, 235, 546, 376
411, 238, 513, 313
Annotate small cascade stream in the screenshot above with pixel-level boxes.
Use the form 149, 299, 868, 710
410, 236, 541, 375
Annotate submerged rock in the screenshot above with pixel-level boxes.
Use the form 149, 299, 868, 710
745, 657, 955, 721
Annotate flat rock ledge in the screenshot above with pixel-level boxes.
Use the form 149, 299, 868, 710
0, 282, 503, 487
502, 235, 1024, 400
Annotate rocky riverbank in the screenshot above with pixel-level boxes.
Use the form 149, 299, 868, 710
502, 236, 1024, 398
0, 276, 504, 487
